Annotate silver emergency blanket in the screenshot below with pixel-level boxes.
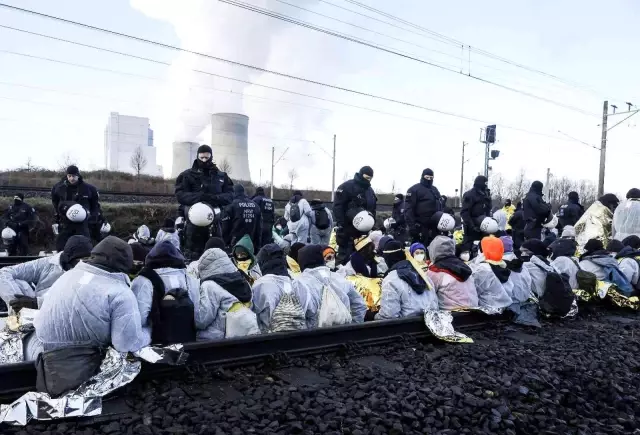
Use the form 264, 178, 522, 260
575, 201, 613, 254
0, 344, 188, 426
423, 310, 473, 343
613, 198, 640, 241
0, 308, 39, 365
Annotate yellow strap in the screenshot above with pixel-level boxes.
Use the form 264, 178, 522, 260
228, 301, 251, 313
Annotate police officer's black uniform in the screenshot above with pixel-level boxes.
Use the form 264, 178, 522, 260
333, 166, 377, 265
175, 145, 233, 261
51, 166, 100, 252
404, 168, 443, 247
3, 193, 35, 255
222, 185, 262, 250
460, 176, 492, 246
557, 191, 584, 232
252, 186, 274, 249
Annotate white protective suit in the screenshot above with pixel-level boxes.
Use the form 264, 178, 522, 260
550, 256, 579, 290
284, 198, 312, 244
613, 198, 640, 241
523, 255, 555, 298
131, 268, 202, 346
376, 267, 439, 319
295, 266, 366, 325
155, 229, 181, 250
470, 262, 513, 310
196, 248, 259, 340
309, 206, 334, 245
493, 209, 508, 232
252, 274, 315, 332
0, 254, 64, 308
503, 253, 534, 303
34, 261, 144, 353
618, 257, 640, 287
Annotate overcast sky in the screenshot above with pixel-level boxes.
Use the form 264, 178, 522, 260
1, 0, 639, 197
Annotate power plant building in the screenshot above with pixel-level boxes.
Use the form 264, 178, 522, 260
104, 112, 162, 176
171, 141, 200, 178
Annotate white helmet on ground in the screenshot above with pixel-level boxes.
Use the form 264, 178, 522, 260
2, 227, 16, 245
66, 204, 87, 223
188, 202, 215, 227
100, 222, 112, 236
353, 210, 375, 232
480, 217, 499, 234
437, 213, 455, 232
383, 217, 396, 230
543, 214, 558, 229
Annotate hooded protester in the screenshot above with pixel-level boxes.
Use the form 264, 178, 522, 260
547, 237, 580, 291
295, 245, 367, 325
34, 236, 143, 357
426, 236, 478, 310
130, 225, 155, 246
284, 190, 312, 245
287, 242, 305, 276
493, 209, 508, 236
186, 237, 227, 279
558, 191, 584, 232
461, 176, 492, 245
470, 237, 513, 310
575, 194, 618, 251
322, 246, 337, 271
389, 193, 407, 242
232, 234, 262, 283
51, 165, 100, 252
0, 235, 93, 312
131, 241, 201, 346
613, 189, 640, 241
405, 168, 443, 246
607, 239, 624, 255
500, 235, 533, 302
616, 236, 640, 289
222, 184, 262, 249
156, 218, 180, 250
251, 244, 314, 332
334, 166, 377, 264
308, 199, 334, 245
561, 225, 576, 239
2, 192, 36, 255
175, 144, 234, 261
197, 248, 260, 339
508, 201, 525, 251
376, 240, 438, 319
340, 236, 379, 278
252, 186, 275, 249
523, 181, 551, 241
520, 239, 555, 298
579, 238, 633, 295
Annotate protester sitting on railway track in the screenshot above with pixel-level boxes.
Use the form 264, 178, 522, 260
579, 239, 633, 295
616, 236, 640, 289
0, 235, 92, 311
322, 246, 337, 271
376, 240, 438, 319
131, 241, 201, 346
339, 236, 380, 278
548, 244, 579, 291
155, 218, 181, 250
33, 236, 144, 363
232, 235, 262, 284
295, 244, 367, 325
252, 244, 314, 333
426, 236, 478, 310
187, 237, 227, 279
409, 242, 427, 264
197, 248, 260, 339
286, 242, 305, 277
470, 237, 513, 311
500, 235, 533, 302
520, 239, 554, 298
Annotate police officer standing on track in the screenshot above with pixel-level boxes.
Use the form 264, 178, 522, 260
557, 191, 584, 233
404, 168, 443, 247
222, 184, 262, 249
175, 145, 234, 261
2, 193, 36, 255
333, 166, 377, 265
460, 175, 492, 246
51, 165, 100, 252
252, 186, 275, 249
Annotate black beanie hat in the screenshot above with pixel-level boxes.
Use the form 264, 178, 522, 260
66, 165, 80, 176
382, 240, 406, 269
359, 166, 374, 177
622, 235, 640, 250
394, 193, 404, 201
205, 237, 227, 251
289, 242, 306, 262
293, 190, 303, 197
197, 145, 213, 155
255, 186, 265, 196
606, 239, 624, 253
422, 168, 434, 177
521, 239, 549, 257
297, 245, 326, 271
163, 217, 175, 228
568, 191, 579, 201
626, 188, 640, 199
584, 238, 604, 254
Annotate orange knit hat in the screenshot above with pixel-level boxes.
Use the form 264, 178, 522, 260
481, 236, 504, 262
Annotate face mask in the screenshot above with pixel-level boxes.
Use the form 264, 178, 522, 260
414, 254, 425, 262
460, 252, 470, 262
326, 260, 336, 270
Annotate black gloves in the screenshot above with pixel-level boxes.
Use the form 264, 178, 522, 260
9, 295, 38, 313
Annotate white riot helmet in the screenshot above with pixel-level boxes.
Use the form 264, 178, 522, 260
437, 213, 455, 232
2, 227, 16, 245
353, 210, 375, 232
543, 214, 558, 229
383, 217, 396, 230
188, 202, 215, 227
480, 217, 499, 234
100, 222, 112, 236
66, 204, 87, 223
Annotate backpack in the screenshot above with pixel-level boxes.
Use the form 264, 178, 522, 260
571, 258, 598, 295
317, 284, 352, 327
539, 271, 575, 316
225, 302, 260, 338
289, 201, 302, 223
314, 206, 330, 230
269, 281, 306, 333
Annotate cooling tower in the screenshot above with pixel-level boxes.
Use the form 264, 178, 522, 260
211, 113, 251, 181
171, 141, 200, 178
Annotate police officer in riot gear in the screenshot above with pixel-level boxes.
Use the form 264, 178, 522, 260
175, 145, 234, 260
222, 185, 262, 250
252, 186, 274, 249
2, 193, 35, 255
404, 168, 443, 247
333, 166, 377, 265
51, 165, 100, 252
